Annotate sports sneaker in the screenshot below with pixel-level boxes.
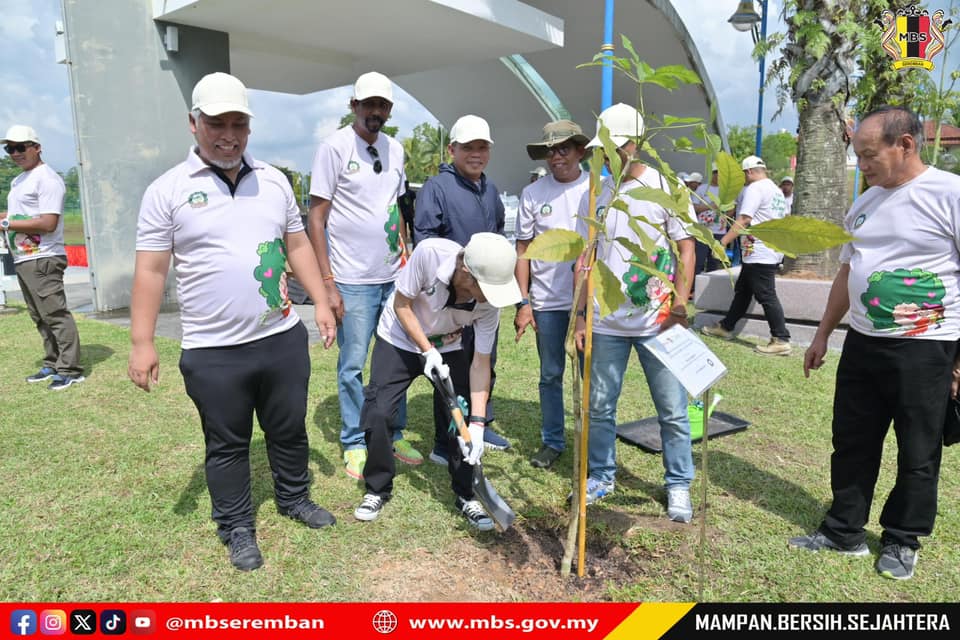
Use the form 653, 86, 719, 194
755, 338, 792, 356
279, 498, 336, 528
26, 367, 56, 383
343, 448, 366, 479
392, 438, 423, 465
482, 422, 511, 451
701, 323, 733, 340
428, 444, 448, 466
666, 487, 693, 523
354, 493, 387, 521
48, 374, 85, 391
568, 477, 615, 505
530, 445, 562, 469
455, 496, 495, 531
787, 530, 870, 556
223, 526, 263, 571
876, 544, 918, 580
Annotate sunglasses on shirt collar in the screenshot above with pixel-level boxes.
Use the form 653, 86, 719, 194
366, 145, 383, 174
4, 142, 35, 154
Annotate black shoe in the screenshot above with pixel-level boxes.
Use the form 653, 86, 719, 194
224, 527, 263, 571
280, 498, 336, 528
876, 543, 918, 580
530, 445, 562, 469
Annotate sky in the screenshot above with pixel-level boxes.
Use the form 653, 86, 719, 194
1, 1, 953, 175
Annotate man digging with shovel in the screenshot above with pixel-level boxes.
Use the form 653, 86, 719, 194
352, 232, 521, 530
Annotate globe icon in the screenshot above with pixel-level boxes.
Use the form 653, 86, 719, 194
372, 609, 398, 635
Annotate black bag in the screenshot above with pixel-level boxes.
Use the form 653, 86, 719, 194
944, 396, 960, 447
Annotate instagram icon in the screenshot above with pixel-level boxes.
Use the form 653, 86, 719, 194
40, 610, 67, 635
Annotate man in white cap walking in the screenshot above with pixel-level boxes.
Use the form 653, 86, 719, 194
779, 175, 794, 213
702, 155, 791, 354
308, 71, 421, 479
1, 125, 84, 390
414, 114, 511, 461
573, 103, 698, 523
352, 232, 521, 530
129, 72, 338, 571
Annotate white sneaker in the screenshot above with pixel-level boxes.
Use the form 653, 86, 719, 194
667, 487, 693, 523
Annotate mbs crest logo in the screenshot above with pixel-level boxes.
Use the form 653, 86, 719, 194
878, 5, 952, 71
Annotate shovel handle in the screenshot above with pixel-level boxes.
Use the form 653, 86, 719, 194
431, 372, 472, 443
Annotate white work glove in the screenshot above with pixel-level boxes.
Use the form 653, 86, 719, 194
423, 347, 449, 380
458, 420, 485, 466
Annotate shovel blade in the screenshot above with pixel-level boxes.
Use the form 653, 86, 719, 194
473, 464, 515, 531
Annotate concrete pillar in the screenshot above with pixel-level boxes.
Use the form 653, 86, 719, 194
61, 0, 229, 310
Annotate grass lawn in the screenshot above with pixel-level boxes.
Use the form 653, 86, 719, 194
1, 308, 958, 602
62, 211, 84, 246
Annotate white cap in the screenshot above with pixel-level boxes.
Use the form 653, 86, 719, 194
688, 172, 703, 183
677, 172, 689, 181
586, 103, 645, 148
192, 72, 253, 117
530, 166, 547, 177
463, 233, 521, 308
3, 125, 40, 144
353, 71, 393, 102
780, 175, 794, 183
741, 155, 766, 170
450, 115, 493, 145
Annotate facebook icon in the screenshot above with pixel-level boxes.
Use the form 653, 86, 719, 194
10, 610, 37, 636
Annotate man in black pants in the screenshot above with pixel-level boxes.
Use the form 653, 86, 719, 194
352, 233, 521, 530
792, 106, 960, 581
128, 73, 338, 571
701, 155, 791, 355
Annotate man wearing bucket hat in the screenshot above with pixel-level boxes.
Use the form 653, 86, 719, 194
702, 155, 791, 355
572, 103, 698, 522
779, 175, 794, 213
515, 119, 590, 469
308, 71, 421, 480
1, 124, 84, 390
352, 232, 521, 529
414, 115, 512, 461
129, 72, 338, 571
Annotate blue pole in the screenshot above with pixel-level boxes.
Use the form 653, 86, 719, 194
755, 0, 768, 157
601, 0, 615, 111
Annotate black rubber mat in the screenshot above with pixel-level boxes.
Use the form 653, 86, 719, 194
616, 411, 750, 454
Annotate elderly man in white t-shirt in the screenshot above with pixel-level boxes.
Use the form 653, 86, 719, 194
129, 73, 338, 572
791, 106, 960, 581
308, 71, 421, 480
515, 119, 590, 469
1, 125, 84, 390
352, 233, 521, 530
701, 155, 791, 355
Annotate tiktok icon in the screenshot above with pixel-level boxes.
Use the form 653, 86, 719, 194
99, 610, 127, 635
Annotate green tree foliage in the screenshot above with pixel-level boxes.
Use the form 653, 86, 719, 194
725, 125, 756, 162
402, 122, 446, 183
761, 130, 798, 178
0, 158, 82, 214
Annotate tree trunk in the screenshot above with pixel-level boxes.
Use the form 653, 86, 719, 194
783, 101, 848, 278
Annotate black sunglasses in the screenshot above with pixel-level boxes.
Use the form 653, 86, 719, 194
366, 145, 382, 174
4, 142, 35, 154
545, 143, 574, 157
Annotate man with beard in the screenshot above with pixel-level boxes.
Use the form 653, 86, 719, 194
129, 72, 338, 571
1, 124, 84, 390
309, 71, 421, 480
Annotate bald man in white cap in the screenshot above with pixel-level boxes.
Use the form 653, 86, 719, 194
130, 72, 338, 571
308, 71, 422, 479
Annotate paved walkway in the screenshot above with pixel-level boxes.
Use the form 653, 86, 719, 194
1, 267, 325, 345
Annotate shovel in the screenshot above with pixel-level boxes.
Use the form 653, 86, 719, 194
430, 371, 516, 531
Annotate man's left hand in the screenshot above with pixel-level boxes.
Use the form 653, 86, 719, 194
659, 306, 689, 333
314, 306, 337, 349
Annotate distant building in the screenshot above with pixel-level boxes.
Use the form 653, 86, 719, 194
924, 121, 960, 150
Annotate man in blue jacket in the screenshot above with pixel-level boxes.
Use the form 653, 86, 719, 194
413, 114, 510, 462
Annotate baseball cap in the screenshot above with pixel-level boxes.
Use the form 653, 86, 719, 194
780, 175, 794, 183
741, 155, 766, 170
586, 103, 645, 148
677, 172, 689, 182
526, 119, 589, 160
3, 125, 40, 144
354, 71, 393, 102
191, 72, 253, 117
450, 115, 493, 145
688, 172, 703, 183
463, 232, 521, 308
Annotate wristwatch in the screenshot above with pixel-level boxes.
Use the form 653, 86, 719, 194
0, 218, 9, 230
515, 297, 530, 310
